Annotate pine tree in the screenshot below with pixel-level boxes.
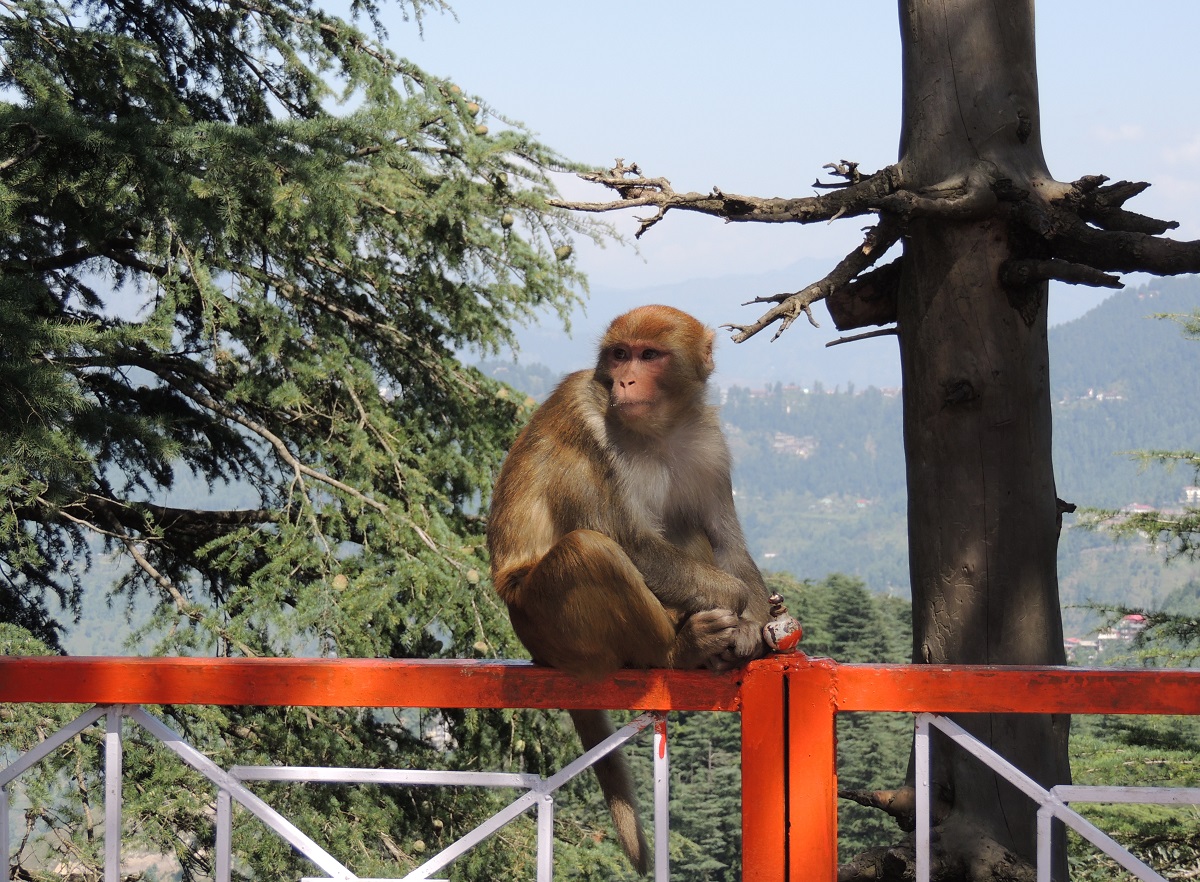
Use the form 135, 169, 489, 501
0, 1, 603, 878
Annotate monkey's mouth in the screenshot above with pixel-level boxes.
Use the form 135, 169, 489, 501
609, 400, 653, 413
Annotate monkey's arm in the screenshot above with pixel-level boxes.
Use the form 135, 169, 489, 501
618, 528, 754, 617
706, 488, 771, 623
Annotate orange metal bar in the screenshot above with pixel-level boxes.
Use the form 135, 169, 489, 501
740, 658, 789, 882
0, 657, 741, 711
786, 659, 839, 882
6, 657, 1197, 716
6, 656, 1200, 882
828, 663, 1200, 715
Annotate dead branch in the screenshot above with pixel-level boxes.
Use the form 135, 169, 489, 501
555, 156, 1200, 346
814, 159, 865, 188
1075, 179, 1179, 235
550, 158, 905, 238
872, 163, 999, 220
725, 218, 903, 343
826, 327, 899, 348
999, 258, 1122, 290
1009, 176, 1200, 277
826, 258, 903, 331
839, 787, 920, 831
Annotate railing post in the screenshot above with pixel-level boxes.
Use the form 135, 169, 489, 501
787, 660, 839, 882
741, 659, 789, 882
1, 784, 10, 881
653, 714, 670, 882
104, 705, 124, 882
216, 788, 233, 882
915, 713, 931, 882
536, 794, 554, 882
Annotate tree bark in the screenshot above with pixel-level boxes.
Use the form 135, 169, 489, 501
896, 1, 1070, 876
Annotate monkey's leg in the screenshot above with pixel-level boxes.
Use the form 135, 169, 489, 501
506, 529, 686, 679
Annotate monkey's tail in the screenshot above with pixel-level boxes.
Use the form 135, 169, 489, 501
568, 708, 649, 875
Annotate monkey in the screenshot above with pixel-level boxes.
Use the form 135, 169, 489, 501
486, 304, 771, 873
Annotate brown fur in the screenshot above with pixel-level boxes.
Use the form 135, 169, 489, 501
487, 305, 771, 873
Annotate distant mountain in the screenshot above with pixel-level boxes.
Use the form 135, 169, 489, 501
484, 261, 1139, 390
1050, 274, 1200, 400
490, 257, 903, 389
1050, 275, 1200, 507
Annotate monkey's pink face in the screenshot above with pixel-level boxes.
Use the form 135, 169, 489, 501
604, 342, 671, 420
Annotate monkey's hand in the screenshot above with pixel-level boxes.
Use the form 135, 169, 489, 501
707, 615, 767, 671
669, 609, 740, 670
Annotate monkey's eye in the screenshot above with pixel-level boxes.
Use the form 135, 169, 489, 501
640, 349, 661, 361
610, 347, 630, 361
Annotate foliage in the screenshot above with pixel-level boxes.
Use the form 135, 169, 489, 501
1068, 712, 1200, 879
0, 0, 605, 878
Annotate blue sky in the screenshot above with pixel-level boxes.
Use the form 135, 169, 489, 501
353, 1, 1200, 388
387, 2, 1199, 297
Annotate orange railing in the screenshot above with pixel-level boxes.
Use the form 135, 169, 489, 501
3, 655, 1200, 881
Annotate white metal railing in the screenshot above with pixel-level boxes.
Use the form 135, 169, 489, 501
1, 704, 671, 882
914, 712, 1200, 882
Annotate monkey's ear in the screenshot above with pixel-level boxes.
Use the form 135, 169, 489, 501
700, 328, 716, 377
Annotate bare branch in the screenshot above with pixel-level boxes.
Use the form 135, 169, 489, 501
0, 122, 44, 173
1032, 209, 1200, 278
839, 786, 920, 830
551, 159, 904, 238
725, 218, 903, 343
813, 159, 864, 189
1072, 179, 1178, 235
48, 495, 260, 656
120, 533, 259, 657
1, 237, 166, 276
1006, 176, 1200, 279
999, 258, 1122, 290
826, 326, 898, 348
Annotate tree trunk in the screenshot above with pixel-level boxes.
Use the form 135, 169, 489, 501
896, 0, 1070, 876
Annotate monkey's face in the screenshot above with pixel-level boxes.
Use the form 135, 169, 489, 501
594, 306, 715, 437
601, 341, 668, 423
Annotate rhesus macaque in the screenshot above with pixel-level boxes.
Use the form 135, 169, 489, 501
487, 304, 771, 873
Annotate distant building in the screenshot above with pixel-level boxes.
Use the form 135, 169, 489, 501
771, 432, 817, 459
1065, 614, 1146, 663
